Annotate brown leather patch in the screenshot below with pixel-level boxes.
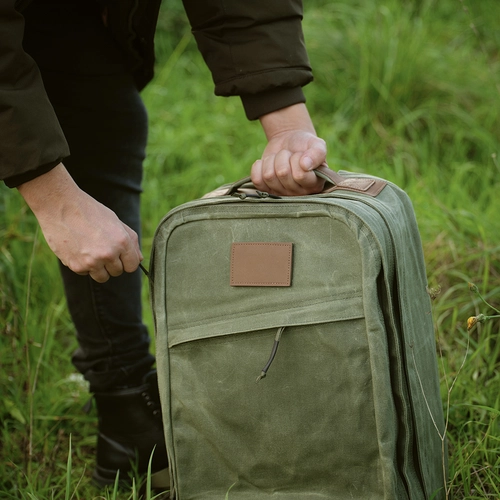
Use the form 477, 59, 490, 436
339, 178, 376, 191
230, 243, 293, 287
322, 178, 386, 197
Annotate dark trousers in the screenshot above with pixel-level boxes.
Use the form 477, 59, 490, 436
23, 0, 155, 391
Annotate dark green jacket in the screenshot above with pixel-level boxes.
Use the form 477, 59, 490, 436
1, 0, 313, 187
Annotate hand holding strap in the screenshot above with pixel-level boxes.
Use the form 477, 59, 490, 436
223, 165, 386, 198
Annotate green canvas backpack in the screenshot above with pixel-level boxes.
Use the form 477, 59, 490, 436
150, 168, 447, 499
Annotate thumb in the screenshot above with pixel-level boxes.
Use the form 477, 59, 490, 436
300, 138, 327, 171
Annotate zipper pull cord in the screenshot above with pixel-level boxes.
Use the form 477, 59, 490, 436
256, 327, 285, 383
139, 263, 154, 284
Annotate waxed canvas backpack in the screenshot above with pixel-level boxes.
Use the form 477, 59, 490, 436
150, 167, 447, 500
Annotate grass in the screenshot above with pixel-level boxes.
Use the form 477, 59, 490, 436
1, 0, 499, 497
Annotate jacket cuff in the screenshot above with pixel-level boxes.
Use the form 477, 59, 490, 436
4, 158, 63, 188
240, 86, 306, 121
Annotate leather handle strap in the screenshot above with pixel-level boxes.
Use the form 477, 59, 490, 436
313, 164, 346, 186
225, 176, 254, 195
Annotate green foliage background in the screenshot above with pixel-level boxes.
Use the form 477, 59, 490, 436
1, 0, 499, 498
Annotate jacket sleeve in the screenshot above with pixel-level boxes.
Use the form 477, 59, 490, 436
181, 0, 313, 120
1, 1, 69, 187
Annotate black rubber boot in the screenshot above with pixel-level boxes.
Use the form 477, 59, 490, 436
91, 370, 169, 490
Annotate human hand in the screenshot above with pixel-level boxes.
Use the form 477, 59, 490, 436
251, 103, 327, 196
18, 164, 143, 283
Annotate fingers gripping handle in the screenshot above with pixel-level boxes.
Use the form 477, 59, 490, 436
224, 165, 386, 198
224, 164, 343, 196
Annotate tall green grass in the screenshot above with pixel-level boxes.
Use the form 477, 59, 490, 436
1, 0, 499, 497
